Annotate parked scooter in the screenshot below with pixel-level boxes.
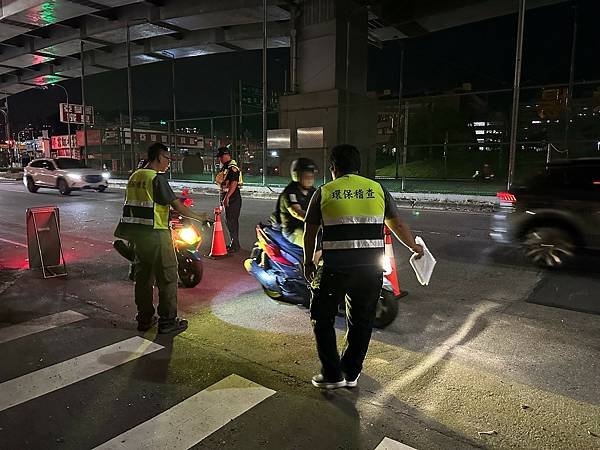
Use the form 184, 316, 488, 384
244, 222, 400, 328
113, 189, 207, 288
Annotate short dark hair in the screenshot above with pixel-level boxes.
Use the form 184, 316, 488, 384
148, 143, 169, 162
329, 144, 361, 174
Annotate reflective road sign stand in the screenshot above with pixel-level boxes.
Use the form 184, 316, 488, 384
26, 207, 67, 278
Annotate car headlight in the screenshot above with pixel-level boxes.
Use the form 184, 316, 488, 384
67, 173, 82, 181
102, 172, 111, 180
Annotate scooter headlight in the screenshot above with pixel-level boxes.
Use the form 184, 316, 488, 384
178, 227, 200, 245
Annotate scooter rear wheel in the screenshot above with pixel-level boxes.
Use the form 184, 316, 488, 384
373, 290, 399, 329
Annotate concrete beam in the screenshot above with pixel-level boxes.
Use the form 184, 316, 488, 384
0, 0, 289, 65
0, 20, 289, 91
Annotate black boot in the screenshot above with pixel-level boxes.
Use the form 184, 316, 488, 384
158, 318, 189, 334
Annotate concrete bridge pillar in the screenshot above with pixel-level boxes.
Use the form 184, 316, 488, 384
279, 0, 376, 178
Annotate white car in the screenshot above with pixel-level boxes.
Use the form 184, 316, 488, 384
24, 158, 109, 195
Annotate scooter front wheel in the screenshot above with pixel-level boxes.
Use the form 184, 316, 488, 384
178, 258, 203, 288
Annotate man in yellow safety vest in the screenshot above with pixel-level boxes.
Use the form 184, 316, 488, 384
215, 147, 243, 252
303, 144, 424, 389
115, 143, 210, 334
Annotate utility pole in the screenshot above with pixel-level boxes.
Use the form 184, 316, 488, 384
507, 0, 526, 190
262, 0, 268, 186
80, 40, 88, 160
396, 48, 405, 180
401, 101, 409, 191
126, 24, 134, 170
564, 2, 578, 157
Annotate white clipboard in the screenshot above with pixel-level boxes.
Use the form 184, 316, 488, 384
409, 236, 436, 286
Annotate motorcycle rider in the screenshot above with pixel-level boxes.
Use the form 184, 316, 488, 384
275, 158, 318, 247
114, 143, 210, 334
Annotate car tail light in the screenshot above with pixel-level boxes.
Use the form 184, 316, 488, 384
497, 192, 517, 204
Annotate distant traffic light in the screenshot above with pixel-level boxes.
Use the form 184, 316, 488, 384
160, 120, 167, 125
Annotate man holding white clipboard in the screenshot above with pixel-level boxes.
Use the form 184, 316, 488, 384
303, 144, 425, 390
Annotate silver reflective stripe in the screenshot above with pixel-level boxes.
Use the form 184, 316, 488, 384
323, 216, 384, 226
322, 239, 384, 250
125, 200, 154, 208
121, 217, 153, 226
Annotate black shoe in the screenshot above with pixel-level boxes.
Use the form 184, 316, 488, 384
227, 245, 240, 253
136, 316, 157, 332
311, 374, 346, 389
158, 318, 188, 334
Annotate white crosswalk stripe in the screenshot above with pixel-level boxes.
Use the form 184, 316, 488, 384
0, 310, 88, 344
375, 437, 418, 450
94, 374, 276, 450
0, 336, 163, 412
0, 310, 420, 449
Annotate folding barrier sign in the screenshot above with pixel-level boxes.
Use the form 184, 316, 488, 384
26, 207, 67, 278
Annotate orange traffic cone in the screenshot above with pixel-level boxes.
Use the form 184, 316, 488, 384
384, 226, 407, 298
209, 206, 228, 258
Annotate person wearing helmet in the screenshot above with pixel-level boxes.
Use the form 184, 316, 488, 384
276, 157, 318, 246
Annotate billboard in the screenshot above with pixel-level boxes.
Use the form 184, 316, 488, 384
51, 135, 77, 150
59, 103, 95, 125
76, 130, 102, 147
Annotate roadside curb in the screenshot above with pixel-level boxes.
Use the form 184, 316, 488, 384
0, 173, 23, 181
106, 178, 499, 212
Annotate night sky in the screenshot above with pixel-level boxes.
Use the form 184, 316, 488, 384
9, 0, 600, 134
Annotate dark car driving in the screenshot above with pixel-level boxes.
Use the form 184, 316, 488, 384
490, 158, 600, 268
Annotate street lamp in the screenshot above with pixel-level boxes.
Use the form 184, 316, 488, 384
38, 84, 72, 156
0, 93, 12, 164
162, 50, 177, 178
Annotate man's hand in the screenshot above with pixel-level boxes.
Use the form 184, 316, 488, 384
222, 196, 230, 208
304, 261, 316, 282
411, 244, 425, 260
198, 212, 212, 223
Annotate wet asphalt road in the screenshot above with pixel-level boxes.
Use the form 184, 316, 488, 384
0, 180, 599, 450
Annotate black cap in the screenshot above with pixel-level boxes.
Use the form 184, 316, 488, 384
216, 147, 230, 157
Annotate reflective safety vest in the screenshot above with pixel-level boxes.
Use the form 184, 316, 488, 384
320, 174, 386, 268
120, 169, 170, 230
215, 159, 243, 191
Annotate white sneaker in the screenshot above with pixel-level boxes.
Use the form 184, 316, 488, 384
345, 373, 361, 388
311, 374, 346, 389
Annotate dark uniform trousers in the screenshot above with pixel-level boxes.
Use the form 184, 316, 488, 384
132, 229, 178, 325
223, 192, 242, 249
310, 266, 383, 380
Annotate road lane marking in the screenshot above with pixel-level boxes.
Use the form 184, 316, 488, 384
0, 336, 163, 412
0, 310, 88, 345
375, 437, 417, 450
94, 374, 276, 450
0, 237, 27, 248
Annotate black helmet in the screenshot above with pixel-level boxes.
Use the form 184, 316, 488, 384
290, 157, 318, 182
216, 147, 231, 157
